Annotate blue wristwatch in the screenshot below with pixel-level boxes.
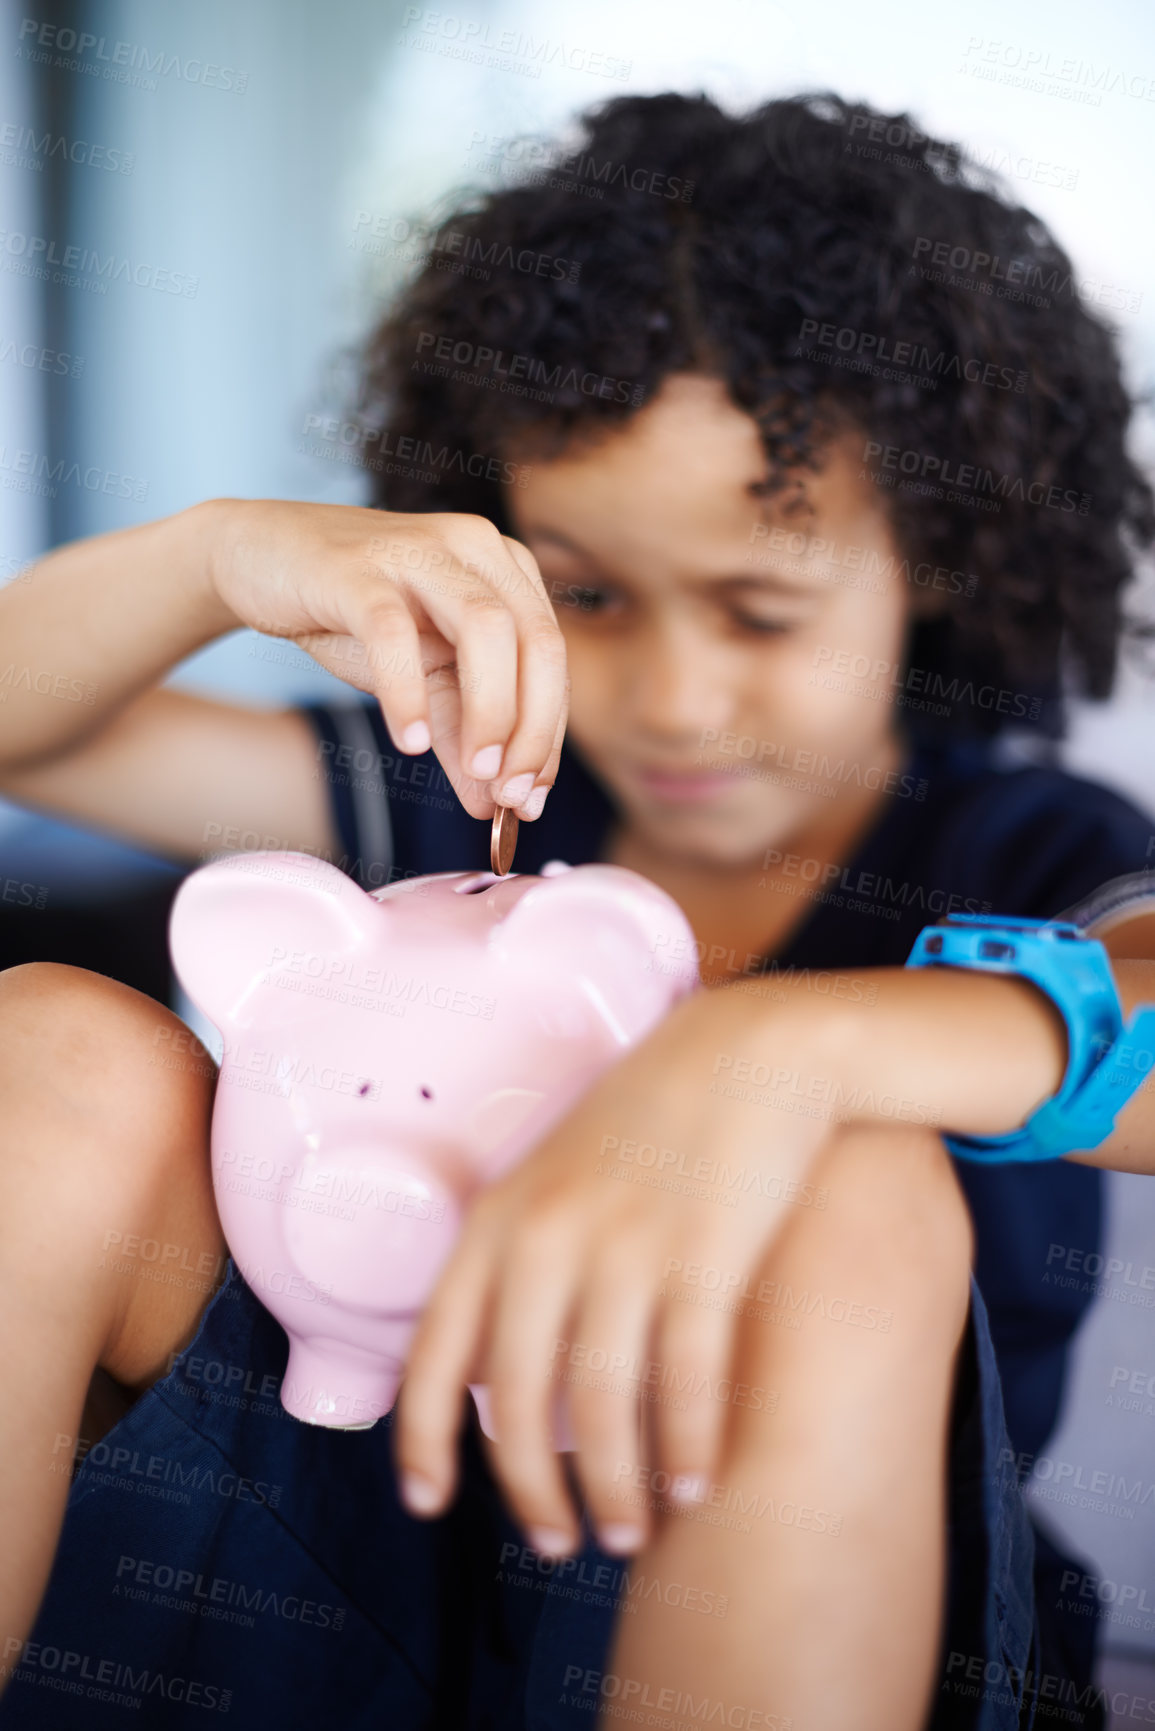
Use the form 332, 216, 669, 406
905, 913, 1155, 1163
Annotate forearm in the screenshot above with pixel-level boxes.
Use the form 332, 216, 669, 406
733, 957, 1155, 1175
0, 499, 236, 774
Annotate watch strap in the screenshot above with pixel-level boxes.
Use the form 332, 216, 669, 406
906, 915, 1150, 1163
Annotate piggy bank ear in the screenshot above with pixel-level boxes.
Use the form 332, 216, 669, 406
170, 851, 376, 1029
494, 863, 699, 1038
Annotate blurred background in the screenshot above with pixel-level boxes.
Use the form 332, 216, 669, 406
2, 0, 1154, 1712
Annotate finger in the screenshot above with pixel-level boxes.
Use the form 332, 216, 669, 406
565, 1242, 655, 1555
418, 658, 551, 824
424, 586, 521, 783
297, 576, 433, 754
394, 1199, 503, 1517
393, 524, 525, 783
650, 1296, 737, 1507
420, 666, 505, 820
486, 539, 569, 818
481, 1209, 584, 1556
516, 671, 571, 822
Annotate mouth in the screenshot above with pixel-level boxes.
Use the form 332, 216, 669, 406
627, 762, 740, 803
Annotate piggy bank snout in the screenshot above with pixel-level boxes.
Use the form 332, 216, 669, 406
280, 1147, 462, 1314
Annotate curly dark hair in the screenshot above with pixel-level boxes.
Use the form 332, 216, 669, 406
352, 90, 1153, 725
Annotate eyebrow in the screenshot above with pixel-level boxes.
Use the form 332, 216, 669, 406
715, 571, 818, 595
525, 528, 818, 596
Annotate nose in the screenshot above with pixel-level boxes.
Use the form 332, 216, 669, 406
621, 615, 735, 744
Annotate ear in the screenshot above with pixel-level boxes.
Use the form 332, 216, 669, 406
170, 852, 377, 1030
493, 863, 699, 1039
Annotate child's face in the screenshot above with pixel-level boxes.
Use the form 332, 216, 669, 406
506, 374, 914, 869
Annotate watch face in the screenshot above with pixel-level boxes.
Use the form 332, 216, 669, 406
1061, 871, 1155, 943
944, 913, 1080, 936
948, 919, 1088, 956
910, 910, 1136, 1164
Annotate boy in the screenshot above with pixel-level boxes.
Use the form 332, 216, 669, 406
1, 91, 1153, 1728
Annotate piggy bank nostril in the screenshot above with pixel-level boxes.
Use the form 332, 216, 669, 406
420, 1086, 433, 1100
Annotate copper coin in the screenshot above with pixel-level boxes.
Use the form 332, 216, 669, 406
490, 804, 520, 876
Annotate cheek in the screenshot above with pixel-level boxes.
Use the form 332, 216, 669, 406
746, 595, 910, 746
816, 581, 911, 665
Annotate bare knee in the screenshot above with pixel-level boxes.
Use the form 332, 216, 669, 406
821, 1123, 972, 1275
0, 963, 222, 1379
780, 1123, 974, 1351
0, 961, 216, 1180
713, 1125, 974, 1491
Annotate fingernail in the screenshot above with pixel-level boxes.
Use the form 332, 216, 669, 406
597, 1523, 645, 1555
498, 771, 535, 805
528, 1525, 575, 1558
668, 1473, 709, 1505
401, 1471, 443, 1515
401, 720, 431, 754
519, 785, 548, 821
470, 744, 504, 779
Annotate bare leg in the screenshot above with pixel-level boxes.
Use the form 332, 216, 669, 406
605, 1124, 973, 1731
0, 963, 225, 1681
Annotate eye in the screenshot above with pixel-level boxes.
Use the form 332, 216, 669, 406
419, 1087, 434, 1101
571, 586, 604, 611
555, 583, 618, 615
733, 613, 797, 636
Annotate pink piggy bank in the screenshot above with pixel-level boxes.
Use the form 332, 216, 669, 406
169, 851, 700, 1434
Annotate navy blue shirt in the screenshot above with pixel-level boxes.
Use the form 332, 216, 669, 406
6, 707, 1147, 1730
305, 702, 1155, 1462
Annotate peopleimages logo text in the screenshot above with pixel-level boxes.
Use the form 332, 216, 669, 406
0, 231, 197, 296
863, 440, 1089, 514
16, 18, 248, 91
414, 332, 642, 404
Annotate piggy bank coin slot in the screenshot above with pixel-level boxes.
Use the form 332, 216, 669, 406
456, 873, 499, 894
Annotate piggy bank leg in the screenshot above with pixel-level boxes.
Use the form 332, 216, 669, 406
264, 1160, 460, 1430
281, 1332, 411, 1431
